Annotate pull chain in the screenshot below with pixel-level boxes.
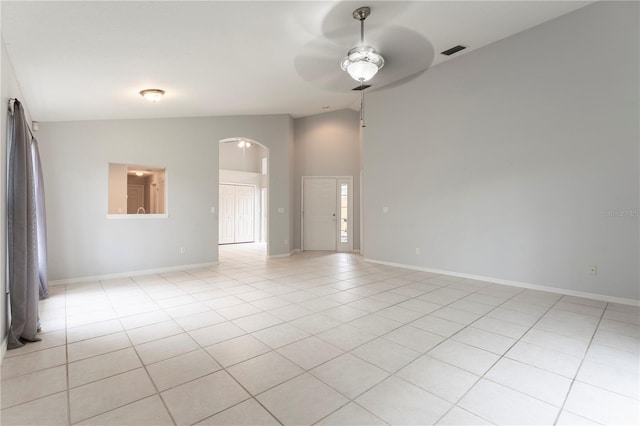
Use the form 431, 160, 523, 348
360, 82, 366, 128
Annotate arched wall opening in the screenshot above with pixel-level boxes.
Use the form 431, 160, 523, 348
218, 137, 269, 258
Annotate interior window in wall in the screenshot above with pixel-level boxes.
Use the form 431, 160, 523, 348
108, 163, 167, 215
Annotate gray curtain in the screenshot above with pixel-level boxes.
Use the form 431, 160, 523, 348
7, 99, 49, 349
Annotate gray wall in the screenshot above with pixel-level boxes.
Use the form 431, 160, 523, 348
364, 1, 639, 300
219, 141, 262, 173
39, 114, 292, 281
293, 109, 361, 250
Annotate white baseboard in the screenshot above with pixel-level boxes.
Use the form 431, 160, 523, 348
268, 249, 297, 259
364, 258, 639, 307
49, 261, 219, 286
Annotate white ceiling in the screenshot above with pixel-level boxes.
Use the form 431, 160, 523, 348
1, 1, 593, 122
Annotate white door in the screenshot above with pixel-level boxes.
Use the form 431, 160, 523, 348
219, 184, 235, 244
303, 178, 337, 250
127, 184, 145, 214
219, 184, 256, 244
234, 185, 255, 243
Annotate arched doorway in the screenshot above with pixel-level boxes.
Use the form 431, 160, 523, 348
218, 137, 269, 259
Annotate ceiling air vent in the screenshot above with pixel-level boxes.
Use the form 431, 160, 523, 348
441, 45, 467, 56
352, 84, 371, 91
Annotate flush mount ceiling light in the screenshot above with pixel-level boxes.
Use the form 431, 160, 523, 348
139, 89, 165, 103
340, 7, 385, 82
135, 171, 144, 177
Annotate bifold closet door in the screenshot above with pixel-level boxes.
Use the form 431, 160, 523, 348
219, 184, 255, 244
234, 185, 255, 243
219, 184, 235, 244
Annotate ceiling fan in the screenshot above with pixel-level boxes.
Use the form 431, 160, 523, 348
294, 2, 434, 124
340, 6, 383, 127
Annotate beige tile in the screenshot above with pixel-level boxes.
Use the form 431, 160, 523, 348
427, 340, 499, 375
576, 358, 640, 399
119, 310, 171, 329
232, 312, 284, 333
315, 402, 386, 426
69, 368, 156, 423
311, 353, 389, 399
486, 307, 540, 327
592, 329, 640, 354
174, 310, 226, 331
228, 351, 303, 395
4, 331, 66, 358
68, 331, 132, 362
77, 395, 174, 425
67, 319, 124, 343
585, 343, 640, 374
1, 346, 66, 380
564, 381, 640, 425
205, 334, 271, 367
505, 341, 582, 378
126, 319, 184, 345
521, 328, 589, 358
356, 376, 451, 425
322, 305, 368, 322
69, 347, 141, 388
397, 356, 479, 403
252, 323, 310, 349
257, 373, 349, 425
459, 379, 559, 425
277, 336, 343, 370
1, 365, 67, 409
451, 327, 516, 355
0, 391, 68, 426
216, 303, 262, 320
164, 301, 211, 318
162, 371, 250, 426
352, 337, 421, 372
316, 323, 376, 351
384, 325, 445, 352
349, 314, 402, 336
555, 410, 601, 425
471, 316, 529, 339
410, 315, 466, 337
431, 306, 483, 325
289, 313, 342, 334
396, 299, 442, 315
188, 321, 246, 347
436, 406, 493, 425
484, 357, 572, 406
135, 333, 199, 364
147, 349, 221, 391
196, 398, 279, 425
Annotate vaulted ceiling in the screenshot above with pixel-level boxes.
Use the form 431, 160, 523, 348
2, 1, 593, 122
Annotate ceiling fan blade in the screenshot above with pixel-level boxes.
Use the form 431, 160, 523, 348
294, 39, 355, 92
367, 26, 435, 89
319, 1, 417, 45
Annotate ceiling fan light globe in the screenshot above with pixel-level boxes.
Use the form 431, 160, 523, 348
347, 60, 379, 82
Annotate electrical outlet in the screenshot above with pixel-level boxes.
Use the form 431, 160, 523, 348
179, 247, 186, 255
415, 248, 420, 255
589, 265, 597, 275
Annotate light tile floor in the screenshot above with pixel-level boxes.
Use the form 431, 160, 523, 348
1, 243, 639, 425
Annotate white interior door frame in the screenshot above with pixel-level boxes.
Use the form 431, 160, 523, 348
301, 176, 353, 252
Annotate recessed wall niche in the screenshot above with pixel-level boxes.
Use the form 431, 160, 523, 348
108, 163, 167, 216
